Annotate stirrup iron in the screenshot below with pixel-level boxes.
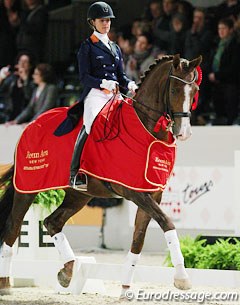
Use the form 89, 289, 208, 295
72, 172, 88, 191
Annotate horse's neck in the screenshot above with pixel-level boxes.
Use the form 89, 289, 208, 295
134, 63, 169, 142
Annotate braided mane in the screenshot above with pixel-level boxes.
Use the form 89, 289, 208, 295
138, 55, 174, 87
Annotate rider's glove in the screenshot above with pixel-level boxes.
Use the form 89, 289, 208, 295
128, 81, 138, 93
100, 79, 119, 92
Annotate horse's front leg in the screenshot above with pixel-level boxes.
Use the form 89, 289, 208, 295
43, 188, 92, 288
120, 207, 151, 299
151, 192, 191, 290
124, 190, 191, 290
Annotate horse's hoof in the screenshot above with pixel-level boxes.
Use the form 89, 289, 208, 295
57, 268, 72, 288
174, 278, 192, 290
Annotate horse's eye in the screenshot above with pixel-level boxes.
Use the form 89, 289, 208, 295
171, 88, 179, 95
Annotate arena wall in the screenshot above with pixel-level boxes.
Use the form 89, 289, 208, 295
1, 125, 240, 252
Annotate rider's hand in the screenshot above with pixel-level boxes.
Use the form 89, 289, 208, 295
100, 79, 119, 93
128, 81, 138, 93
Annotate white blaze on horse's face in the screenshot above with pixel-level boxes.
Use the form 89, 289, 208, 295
177, 84, 192, 141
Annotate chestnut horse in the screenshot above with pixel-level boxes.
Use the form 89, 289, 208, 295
0, 54, 202, 296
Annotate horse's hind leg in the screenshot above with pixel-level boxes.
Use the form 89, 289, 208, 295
3, 192, 35, 246
120, 207, 151, 298
0, 191, 35, 292
43, 188, 92, 288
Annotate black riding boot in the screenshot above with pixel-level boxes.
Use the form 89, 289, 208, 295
69, 126, 88, 190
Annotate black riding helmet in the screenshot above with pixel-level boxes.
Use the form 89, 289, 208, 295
87, 2, 115, 27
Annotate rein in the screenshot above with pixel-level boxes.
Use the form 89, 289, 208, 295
100, 62, 200, 139
95, 93, 122, 142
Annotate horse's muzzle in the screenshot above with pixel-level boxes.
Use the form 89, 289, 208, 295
174, 119, 192, 141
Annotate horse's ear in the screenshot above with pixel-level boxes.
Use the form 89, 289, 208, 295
172, 54, 181, 70
188, 55, 202, 72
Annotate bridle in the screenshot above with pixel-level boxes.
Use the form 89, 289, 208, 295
122, 64, 198, 124
164, 65, 198, 120
101, 63, 199, 141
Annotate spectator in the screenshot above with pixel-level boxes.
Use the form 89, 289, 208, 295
184, 8, 213, 61
0, 0, 21, 68
152, 0, 178, 52
208, 18, 240, 125
131, 18, 144, 37
184, 8, 214, 125
125, 32, 155, 82
208, 0, 240, 29
16, 0, 48, 62
143, 0, 163, 22
117, 32, 135, 67
7, 63, 58, 124
3, 0, 21, 27
131, 18, 152, 39
233, 14, 240, 42
168, 13, 187, 55
176, 0, 193, 29
0, 52, 35, 121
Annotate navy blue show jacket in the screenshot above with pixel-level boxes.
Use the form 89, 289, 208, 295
77, 34, 131, 102
54, 34, 132, 136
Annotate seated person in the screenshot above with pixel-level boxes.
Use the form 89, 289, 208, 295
0, 52, 35, 121
125, 32, 155, 82
7, 63, 58, 125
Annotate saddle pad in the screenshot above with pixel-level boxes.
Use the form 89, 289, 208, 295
14, 107, 82, 193
80, 99, 176, 192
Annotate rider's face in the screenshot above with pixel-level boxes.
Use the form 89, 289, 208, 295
93, 18, 111, 34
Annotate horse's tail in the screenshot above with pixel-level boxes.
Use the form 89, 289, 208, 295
0, 165, 15, 248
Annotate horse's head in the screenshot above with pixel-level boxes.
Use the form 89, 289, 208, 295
168, 54, 202, 140
134, 54, 202, 142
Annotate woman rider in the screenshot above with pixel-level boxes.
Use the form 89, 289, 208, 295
69, 1, 138, 190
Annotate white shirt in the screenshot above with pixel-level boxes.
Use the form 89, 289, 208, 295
35, 84, 45, 99
93, 31, 111, 49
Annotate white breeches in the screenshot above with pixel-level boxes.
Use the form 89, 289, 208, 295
83, 88, 122, 134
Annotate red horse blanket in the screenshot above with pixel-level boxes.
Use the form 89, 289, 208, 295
14, 99, 176, 193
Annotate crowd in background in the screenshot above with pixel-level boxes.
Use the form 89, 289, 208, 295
1, 0, 240, 126
116, 0, 240, 126
0, 0, 58, 125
